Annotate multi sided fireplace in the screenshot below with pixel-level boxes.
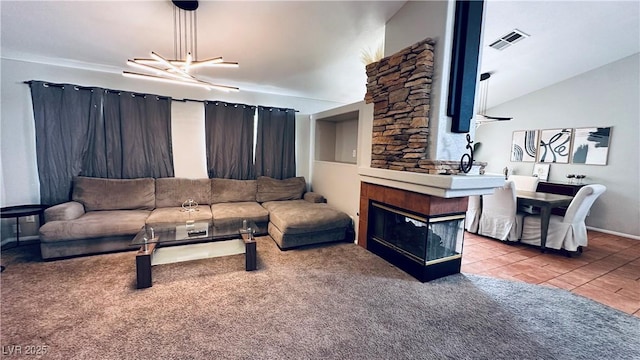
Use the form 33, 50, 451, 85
368, 202, 464, 282
358, 182, 468, 282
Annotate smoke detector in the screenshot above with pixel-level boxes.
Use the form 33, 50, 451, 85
489, 29, 529, 51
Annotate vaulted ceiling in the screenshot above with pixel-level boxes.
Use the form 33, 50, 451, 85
480, 0, 639, 109
1, 1, 638, 109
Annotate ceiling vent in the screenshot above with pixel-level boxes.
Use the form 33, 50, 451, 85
489, 29, 529, 51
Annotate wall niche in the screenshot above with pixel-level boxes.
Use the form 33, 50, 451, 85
315, 110, 359, 164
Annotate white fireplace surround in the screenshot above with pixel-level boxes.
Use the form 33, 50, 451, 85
358, 167, 504, 198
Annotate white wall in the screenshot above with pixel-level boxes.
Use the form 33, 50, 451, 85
335, 120, 358, 163
295, 114, 311, 187
309, 102, 372, 240
0, 58, 344, 207
171, 101, 208, 178
475, 53, 640, 238
315, 121, 337, 162
384, 0, 469, 161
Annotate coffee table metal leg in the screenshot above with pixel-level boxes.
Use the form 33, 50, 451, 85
241, 232, 257, 271
136, 243, 156, 289
245, 241, 256, 271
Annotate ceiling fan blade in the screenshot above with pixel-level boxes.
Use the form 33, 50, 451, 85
480, 115, 512, 121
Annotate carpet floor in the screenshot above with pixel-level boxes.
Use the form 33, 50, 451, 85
1, 237, 639, 360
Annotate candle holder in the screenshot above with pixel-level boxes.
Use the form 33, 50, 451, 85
566, 174, 575, 184
182, 198, 199, 228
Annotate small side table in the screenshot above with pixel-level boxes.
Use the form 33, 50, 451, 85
1, 204, 48, 248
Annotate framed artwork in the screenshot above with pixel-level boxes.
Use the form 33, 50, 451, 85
532, 163, 550, 181
511, 130, 538, 162
571, 127, 612, 165
537, 128, 572, 164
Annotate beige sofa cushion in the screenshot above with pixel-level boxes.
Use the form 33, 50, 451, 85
155, 178, 212, 207
256, 176, 306, 203
72, 177, 155, 211
211, 179, 257, 203
146, 206, 213, 224
262, 200, 351, 235
39, 210, 150, 242
210, 202, 269, 227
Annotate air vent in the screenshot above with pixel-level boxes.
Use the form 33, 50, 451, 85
489, 29, 529, 51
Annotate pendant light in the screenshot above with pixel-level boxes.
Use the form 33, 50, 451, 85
123, 0, 239, 92
475, 72, 511, 126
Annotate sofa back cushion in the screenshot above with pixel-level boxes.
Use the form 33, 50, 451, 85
211, 179, 257, 203
256, 176, 306, 203
72, 177, 155, 211
155, 178, 212, 207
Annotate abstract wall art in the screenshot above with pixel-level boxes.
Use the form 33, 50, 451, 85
538, 128, 573, 164
511, 130, 538, 162
571, 127, 612, 165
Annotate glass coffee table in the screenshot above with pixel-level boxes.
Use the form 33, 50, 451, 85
131, 220, 257, 289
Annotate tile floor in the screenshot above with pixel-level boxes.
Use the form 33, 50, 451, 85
461, 230, 640, 317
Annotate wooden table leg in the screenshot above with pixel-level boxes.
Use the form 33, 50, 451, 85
136, 243, 157, 289
539, 206, 551, 253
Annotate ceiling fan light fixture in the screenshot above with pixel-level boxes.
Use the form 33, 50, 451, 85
207, 84, 241, 93
123, 71, 212, 90
123, 71, 239, 93
149, 51, 192, 78
209, 62, 240, 68
122, 0, 238, 91
187, 57, 226, 69
126, 60, 187, 81
475, 72, 512, 127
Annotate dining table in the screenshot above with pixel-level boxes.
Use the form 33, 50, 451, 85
516, 190, 574, 252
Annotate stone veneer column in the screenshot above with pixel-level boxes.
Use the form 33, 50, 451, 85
365, 38, 482, 175
365, 38, 435, 173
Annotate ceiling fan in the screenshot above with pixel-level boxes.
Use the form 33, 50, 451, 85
122, 0, 239, 92
475, 72, 512, 125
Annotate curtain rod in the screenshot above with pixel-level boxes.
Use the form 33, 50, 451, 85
24, 80, 298, 112
23, 80, 171, 99
174, 97, 299, 113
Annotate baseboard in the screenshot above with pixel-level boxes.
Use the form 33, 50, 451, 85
1, 235, 40, 247
586, 226, 640, 241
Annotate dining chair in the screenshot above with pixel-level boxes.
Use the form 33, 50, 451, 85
520, 184, 606, 251
465, 195, 481, 233
478, 180, 523, 242
508, 175, 539, 192
509, 174, 540, 214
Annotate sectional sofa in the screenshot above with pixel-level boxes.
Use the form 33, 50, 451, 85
39, 176, 352, 259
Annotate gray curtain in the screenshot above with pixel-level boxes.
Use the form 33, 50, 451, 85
30, 82, 95, 205
107, 91, 174, 179
255, 107, 296, 179
205, 102, 256, 179
30, 81, 174, 205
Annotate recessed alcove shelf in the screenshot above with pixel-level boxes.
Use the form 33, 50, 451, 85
314, 110, 359, 164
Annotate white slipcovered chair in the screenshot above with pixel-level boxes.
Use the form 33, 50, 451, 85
509, 175, 540, 214
478, 180, 524, 241
520, 184, 606, 251
508, 175, 539, 192
465, 195, 481, 233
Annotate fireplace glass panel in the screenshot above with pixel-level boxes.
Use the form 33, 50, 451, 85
369, 202, 464, 265
427, 215, 465, 264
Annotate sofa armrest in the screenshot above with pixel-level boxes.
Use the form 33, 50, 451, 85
44, 201, 85, 222
303, 192, 326, 204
